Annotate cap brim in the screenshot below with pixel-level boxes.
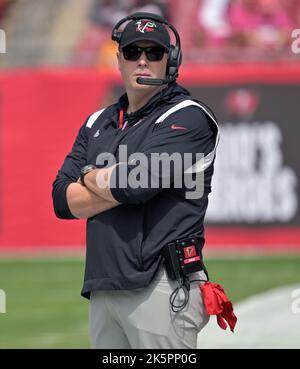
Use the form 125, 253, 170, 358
120, 37, 169, 50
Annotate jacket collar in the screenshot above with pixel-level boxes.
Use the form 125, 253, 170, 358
116, 82, 191, 126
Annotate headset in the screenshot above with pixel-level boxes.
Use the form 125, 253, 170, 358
112, 12, 182, 86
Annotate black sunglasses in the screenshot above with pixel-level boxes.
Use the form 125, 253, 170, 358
121, 45, 167, 62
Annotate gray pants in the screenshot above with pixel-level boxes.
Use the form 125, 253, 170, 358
89, 266, 209, 349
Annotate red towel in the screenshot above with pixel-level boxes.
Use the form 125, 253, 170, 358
199, 282, 237, 332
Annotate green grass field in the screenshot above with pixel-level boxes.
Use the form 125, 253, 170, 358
0, 255, 300, 348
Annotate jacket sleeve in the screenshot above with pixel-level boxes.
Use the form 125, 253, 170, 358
110, 106, 217, 204
52, 121, 89, 219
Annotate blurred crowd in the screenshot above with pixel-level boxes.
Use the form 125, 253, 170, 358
0, 0, 299, 67
89, 0, 170, 27
73, 0, 170, 67
197, 0, 300, 49
0, 0, 13, 25
73, 0, 300, 67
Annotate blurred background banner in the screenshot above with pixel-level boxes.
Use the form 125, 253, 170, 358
0, 64, 299, 250
0, 0, 298, 252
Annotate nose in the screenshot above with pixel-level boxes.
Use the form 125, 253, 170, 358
138, 51, 148, 67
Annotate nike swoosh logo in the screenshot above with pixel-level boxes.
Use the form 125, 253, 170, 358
171, 124, 188, 130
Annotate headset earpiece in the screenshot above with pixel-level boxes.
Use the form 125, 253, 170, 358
112, 29, 122, 43
167, 44, 182, 79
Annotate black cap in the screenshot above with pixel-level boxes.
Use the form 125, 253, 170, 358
119, 18, 171, 50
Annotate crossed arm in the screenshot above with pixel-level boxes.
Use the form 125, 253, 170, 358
66, 166, 120, 219
58, 105, 215, 220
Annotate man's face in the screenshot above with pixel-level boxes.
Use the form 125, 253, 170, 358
117, 41, 168, 92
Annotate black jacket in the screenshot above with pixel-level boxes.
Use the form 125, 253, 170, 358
52, 83, 219, 299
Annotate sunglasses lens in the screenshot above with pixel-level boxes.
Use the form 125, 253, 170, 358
122, 46, 166, 61
146, 47, 165, 61
122, 46, 141, 61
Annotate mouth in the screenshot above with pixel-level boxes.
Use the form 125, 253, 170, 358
134, 73, 152, 77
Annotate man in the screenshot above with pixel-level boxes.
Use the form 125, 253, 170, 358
52, 12, 220, 349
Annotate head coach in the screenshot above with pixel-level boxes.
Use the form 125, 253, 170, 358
52, 12, 221, 349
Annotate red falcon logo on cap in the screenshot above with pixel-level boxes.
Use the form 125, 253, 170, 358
136, 20, 156, 33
